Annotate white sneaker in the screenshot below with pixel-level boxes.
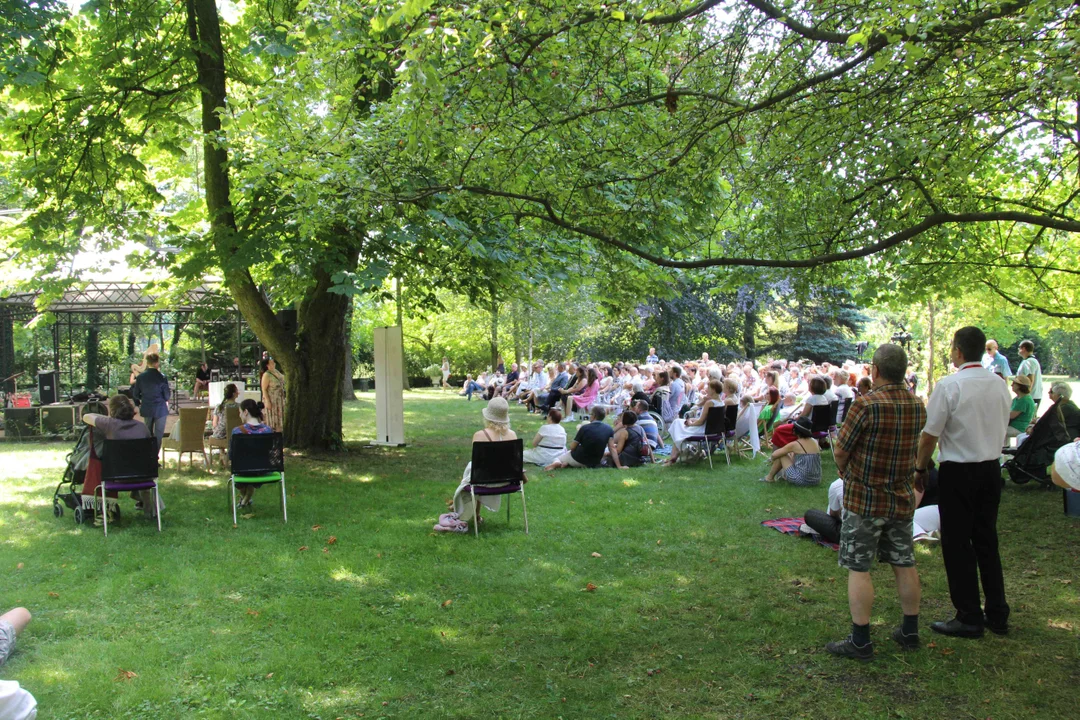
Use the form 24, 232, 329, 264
799, 523, 817, 535
914, 534, 940, 544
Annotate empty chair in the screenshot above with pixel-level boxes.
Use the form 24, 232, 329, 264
162, 407, 210, 469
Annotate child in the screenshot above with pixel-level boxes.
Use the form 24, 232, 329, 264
761, 416, 822, 486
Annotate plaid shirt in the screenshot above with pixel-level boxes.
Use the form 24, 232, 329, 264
836, 382, 926, 520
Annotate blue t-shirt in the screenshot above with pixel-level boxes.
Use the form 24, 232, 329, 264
982, 352, 1011, 377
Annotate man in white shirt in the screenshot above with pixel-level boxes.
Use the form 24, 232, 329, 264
916, 326, 1012, 639
833, 370, 854, 423
1016, 340, 1043, 411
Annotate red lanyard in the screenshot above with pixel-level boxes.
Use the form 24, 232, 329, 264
959, 362, 982, 371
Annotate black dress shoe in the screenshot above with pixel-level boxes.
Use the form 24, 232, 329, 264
987, 623, 1009, 636
930, 618, 984, 638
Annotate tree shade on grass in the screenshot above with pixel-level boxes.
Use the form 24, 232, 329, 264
0, 390, 1077, 719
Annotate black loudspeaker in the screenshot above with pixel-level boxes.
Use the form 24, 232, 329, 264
276, 309, 298, 335
38, 371, 58, 405
4, 408, 39, 436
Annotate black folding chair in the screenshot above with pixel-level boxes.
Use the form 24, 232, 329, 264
229, 432, 287, 524
98, 437, 161, 537
810, 404, 835, 455
685, 404, 730, 469
466, 439, 528, 536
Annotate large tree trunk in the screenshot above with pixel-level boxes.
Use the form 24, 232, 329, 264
341, 301, 357, 402
187, 0, 355, 449
743, 308, 757, 360
395, 278, 409, 390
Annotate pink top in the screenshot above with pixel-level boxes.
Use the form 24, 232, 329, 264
575, 380, 600, 409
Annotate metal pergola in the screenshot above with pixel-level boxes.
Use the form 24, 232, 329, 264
0, 281, 255, 396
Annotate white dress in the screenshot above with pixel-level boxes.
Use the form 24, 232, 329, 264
669, 399, 722, 449
522, 423, 567, 466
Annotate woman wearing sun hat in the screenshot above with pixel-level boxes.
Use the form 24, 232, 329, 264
450, 397, 519, 524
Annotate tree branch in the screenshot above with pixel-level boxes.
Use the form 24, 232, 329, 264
983, 281, 1080, 319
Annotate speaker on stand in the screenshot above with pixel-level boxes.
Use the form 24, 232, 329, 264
38, 370, 59, 405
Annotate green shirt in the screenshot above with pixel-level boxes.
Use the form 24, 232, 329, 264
1010, 394, 1035, 431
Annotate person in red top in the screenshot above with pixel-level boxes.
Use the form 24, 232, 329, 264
826, 343, 927, 661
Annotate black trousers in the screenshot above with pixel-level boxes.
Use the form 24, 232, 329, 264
803, 508, 841, 544
938, 460, 1009, 627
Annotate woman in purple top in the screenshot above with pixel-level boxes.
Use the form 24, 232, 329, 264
82, 395, 153, 524
231, 399, 274, 509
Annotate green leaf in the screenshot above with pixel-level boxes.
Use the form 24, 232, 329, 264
611, 10, 625, 21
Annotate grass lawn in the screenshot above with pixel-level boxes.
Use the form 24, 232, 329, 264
2, 389, 1078, 719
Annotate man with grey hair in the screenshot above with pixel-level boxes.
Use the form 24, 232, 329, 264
827, 343, 927, 660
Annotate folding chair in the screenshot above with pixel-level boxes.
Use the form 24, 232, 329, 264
229, 432, 287, 524
208, 406, 241, 465
97, 437, 161, 537
162, 406, 210, 469
684, 404, 730, 469
465, 439, 528, 536
810, 404, 835, 456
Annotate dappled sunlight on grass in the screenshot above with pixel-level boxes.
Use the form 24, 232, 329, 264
330, 567, 384, 588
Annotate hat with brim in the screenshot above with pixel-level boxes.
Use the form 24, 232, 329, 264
1052, 441, 1080, 490
482, 396, 510, 425
1012, 375, 1032, 390
793, 416, 813, 437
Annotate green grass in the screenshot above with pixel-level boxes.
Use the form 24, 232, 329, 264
2, 389, 1078, 719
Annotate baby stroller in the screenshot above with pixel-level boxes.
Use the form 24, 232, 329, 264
1003, 404, 1073, 487
54, 425, 94, 523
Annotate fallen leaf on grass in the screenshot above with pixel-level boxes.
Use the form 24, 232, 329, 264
298, 546, 309, 552
16, 563, 23, 570
927, 642, 937, 649
585, 583, 598, 592
942, 648, 955, 655
445, 669, 455, 676
312, 524, 323, 531
246, 609, 260, 616
322, 547, 330, 553
1048, 620, 1074, 631
265, 673, 274, 679
114, 669, 138, 681
1059, 579, 1072, 585
656, 539, 662, 545
591, 552, 602, 558
441, 599, 453, 608
242, 513, 255, 519
326, 536, 337, 545
47, 592, 59, 599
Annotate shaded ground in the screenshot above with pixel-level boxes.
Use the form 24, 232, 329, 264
1, 389, 1078, 719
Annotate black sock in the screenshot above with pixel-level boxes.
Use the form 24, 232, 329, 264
852, 622, 871, 646
902, 614, 919, 635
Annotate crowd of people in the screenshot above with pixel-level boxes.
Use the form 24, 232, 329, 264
445, 330, 1080, 660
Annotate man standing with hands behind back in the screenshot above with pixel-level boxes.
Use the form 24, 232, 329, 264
916, 326, 1012, 638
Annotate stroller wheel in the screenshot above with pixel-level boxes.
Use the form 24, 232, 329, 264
74, 506, 87, 524
53, 501, 63, 518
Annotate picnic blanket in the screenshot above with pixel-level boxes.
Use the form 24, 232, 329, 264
761, 516, 839, 551
652, 445, 672, 458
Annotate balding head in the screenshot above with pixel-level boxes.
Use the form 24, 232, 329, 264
872, 344, 907, 384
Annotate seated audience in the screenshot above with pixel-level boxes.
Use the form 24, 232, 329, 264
605, 411, 647, 468
833, 370, 854, 422
758, 387, 782, 438
193, 361, 211, 399
665, 378, 723, 465
770, 376, 829, 448
459, 374, 484, 401
855, 376, 872, 396
230, 399, 274, 510
211, 383, 240, 439
82, 394, 155, 525
566, 367, 601, 420
1007, 375, 1035, 441
762, 416, 821, 486
522, 408, 568, 466
1051, 441, 1080, 490
450, 397, 520, 524
545, 406, 615, 470
633, 399, 664, 449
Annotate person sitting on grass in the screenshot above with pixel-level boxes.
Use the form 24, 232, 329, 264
1051, 440, 1080, 490
0, 607, 35, 720
761, 416, 821, 485
522, 408, 567, 467
545, 406, 614, 471
634, 399, 664, 450
1006, 375, 1035, 443
605, 410, 647, 469
230, 399, 274, 511
665, 379, 723, 465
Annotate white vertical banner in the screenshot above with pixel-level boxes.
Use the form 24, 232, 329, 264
373, 326, 405, 446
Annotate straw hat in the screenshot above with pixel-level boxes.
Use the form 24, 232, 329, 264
1012, 375, 1032, 390
482, 396, 510, 425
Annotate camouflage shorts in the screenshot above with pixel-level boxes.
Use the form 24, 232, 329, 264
838, 511, 915, 572
0, 620, 14, 667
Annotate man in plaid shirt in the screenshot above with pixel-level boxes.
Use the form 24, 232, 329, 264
825, 343, 927, 661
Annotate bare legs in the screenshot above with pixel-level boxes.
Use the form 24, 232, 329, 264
764, 453, 794, 482
1, 608, 31, 636
846, 565, 920, 625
